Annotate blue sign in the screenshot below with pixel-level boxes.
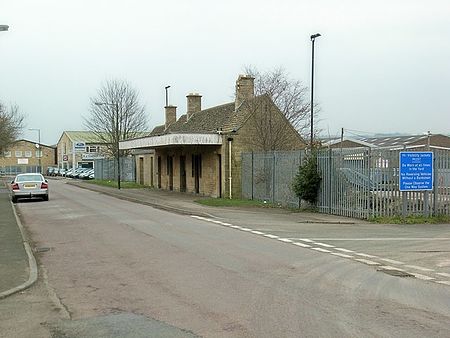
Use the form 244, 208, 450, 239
399, 152, 433, 191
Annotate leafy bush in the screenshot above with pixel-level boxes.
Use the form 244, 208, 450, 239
292, 153, 322, 205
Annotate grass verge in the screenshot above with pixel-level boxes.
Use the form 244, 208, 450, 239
195, 198, 277, 208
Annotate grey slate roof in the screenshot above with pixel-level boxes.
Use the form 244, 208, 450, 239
148, 95, 274, 136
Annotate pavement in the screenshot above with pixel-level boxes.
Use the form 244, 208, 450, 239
0, 176, 353, 300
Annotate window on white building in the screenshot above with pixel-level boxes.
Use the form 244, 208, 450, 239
24, 151, 32, 157
15, 151, 22, 157
4, 151, 11, 158
35, 150, 42, 158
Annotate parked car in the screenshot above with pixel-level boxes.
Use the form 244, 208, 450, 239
10, 173, 49, 203
79, 168, 94, 179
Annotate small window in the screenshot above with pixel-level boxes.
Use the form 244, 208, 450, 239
15, 151, 22, 157
35, 150, 42, 158
4, 151, 11, 158
24, 151, 32, 158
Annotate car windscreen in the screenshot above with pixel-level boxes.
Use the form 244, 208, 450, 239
16, 175, 43, 182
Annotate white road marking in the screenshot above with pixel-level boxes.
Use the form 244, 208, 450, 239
331, 253, 353, 259
221, 222, 232, 226
211, 220, 226, 224
413, 273, 435, 281
311, 247, 332, 253
230, 225, 242, 229
297, 238, 314, 243
264, 234, 279, 239
334, 248, 355, 253
278, 238, 293, 243
314, 242, 335, 248
436, 272, 450, 278
240, 228, 252, 232
404, 265, 434, 272
354, 259, 380, 266
435, 281, 450, 286
379, 258, 405, 265
378, 266, 405, 272
191, 215, 208, 221
250, 230, 265, 235
354, 253, 377, 259
293, 242, 311, 248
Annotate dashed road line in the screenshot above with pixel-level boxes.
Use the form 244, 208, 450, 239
311, 247, 332, 253
264, 234, 279, 239
314, 242, 335, 248
436, 272, 450, 278
293, 242, 311, 248
379, 258, 405, 265
354, 253, 378, 259
378, 265, 405, 272
278, 238, 293, 243
413, 273, 435, 281
334, 248, 355, 253
435, 281, 450, 286
190, 215, 447, 286
331, 252, 353, 259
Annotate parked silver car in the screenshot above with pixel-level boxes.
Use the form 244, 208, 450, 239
10, 173, 49, 203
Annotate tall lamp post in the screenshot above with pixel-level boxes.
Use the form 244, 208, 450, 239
29, 128, 41, 173
95, 102, 121, 189
310, 33, 321, 149
165, 85, 171, 106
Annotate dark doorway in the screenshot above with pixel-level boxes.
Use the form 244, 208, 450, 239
218, 154, 222, 198
139, 157, 144, 184
150, 157, 154, 187
167, 156, 173, 191
157, 156, 161, 188
192, 154, 201, 194
180, 156, 186, 192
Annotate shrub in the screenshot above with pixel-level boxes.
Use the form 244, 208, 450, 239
292, 153, 322, 205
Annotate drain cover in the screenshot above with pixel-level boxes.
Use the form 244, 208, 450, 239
378, 268, 414, 278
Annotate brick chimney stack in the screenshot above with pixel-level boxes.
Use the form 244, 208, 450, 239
235, 74, 255, 110
186, 93, 202, 120
165, 105, 177, 129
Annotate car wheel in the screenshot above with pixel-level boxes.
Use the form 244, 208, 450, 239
43, 195, 49, 201
11, 196, 17, 203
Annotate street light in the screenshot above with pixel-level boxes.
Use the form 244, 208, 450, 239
165, 85, 171, 107
29, 128, 41, 173
310, 33, 321, 148
0, 25, 9, 31
95, 101, 121, 189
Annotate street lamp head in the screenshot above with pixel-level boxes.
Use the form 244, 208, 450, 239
0, 25, 9, 31
94, 102, 105, 106
310, 33, 321, 40
165, 85, 171, 89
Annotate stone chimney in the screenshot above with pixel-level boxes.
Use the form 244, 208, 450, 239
235, 74, 255, 110
186, 93, 202, 120
165, 105, 177, 129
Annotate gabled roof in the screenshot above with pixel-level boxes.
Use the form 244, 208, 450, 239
149, 102, 237, 136
12, 139, 55, 149
149, 95, 277, 136
63, 131, 108, 143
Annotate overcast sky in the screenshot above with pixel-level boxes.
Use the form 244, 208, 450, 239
1, 0, 449, 145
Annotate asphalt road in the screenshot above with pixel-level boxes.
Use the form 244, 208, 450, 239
5, 180, 450, 337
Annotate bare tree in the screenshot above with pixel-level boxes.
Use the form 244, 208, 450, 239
84, 79, 148, 157
243, 66, 320, 149
0, 102, 24, 153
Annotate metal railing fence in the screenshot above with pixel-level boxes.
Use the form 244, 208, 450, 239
241, 148, 450, 219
